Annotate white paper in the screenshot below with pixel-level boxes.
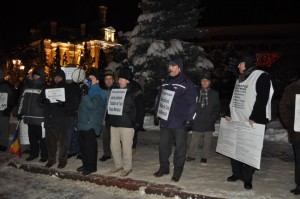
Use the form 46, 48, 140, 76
107, 89, 127, 116
0, 92, 8, 111
216, 117, 265, 169
19, 119, 29, 145
45, 88, 65, 103
61, 67, 76, 80
295, 94, 300, 132
42, 122, 45, 138
157, 89, 175, 121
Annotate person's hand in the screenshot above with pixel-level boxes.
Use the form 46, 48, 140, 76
56, 100, 65, 107
105, 120, 110, 128
81, 84, 89, 95
185, 120, 193, 132
154, 116, 159, 126
42, 98, 51, 104
17, 114, 23, 121
249, 120, 255, 127
225, 116, 232, 122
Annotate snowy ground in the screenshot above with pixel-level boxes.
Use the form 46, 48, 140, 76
1, 116, 297, 199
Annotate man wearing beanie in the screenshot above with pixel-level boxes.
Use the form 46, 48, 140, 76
153, 57, 197, 182
77, 68, 107, 175
108, 67, 145, 177
225, 52, 274, 190
186, 71, 220, 165
0, 69, 17, 151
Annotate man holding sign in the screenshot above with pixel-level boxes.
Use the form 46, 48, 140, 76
153, 57, 197, 182
224, 53, 274, 190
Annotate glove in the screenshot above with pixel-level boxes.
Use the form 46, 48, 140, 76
185, 120, 193, 132
17, 114, 23, 121
134, 123, 141, 131
56, 100, 65, 107
154, 116, 159, 126
81, 84, 89, 95
42, 98, 51, 104
105, 120, 110, 128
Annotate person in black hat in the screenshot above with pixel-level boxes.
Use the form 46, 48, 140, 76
108, 67, 145, 177
224, 52, 274, 190
153, 57, 197, 182
186, 72, 220, 165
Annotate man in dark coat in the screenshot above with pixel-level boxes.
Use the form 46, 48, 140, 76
279, 78, 300, 195
153, 57, 197, 182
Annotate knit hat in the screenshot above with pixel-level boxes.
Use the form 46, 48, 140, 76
201, 72, 211, 80
32, 68, 46, 80
52, 69, 66, 79
118, 67, 133, 81
168, 57, 184, 71
239, 53, 256, 69
104, 70, 115, 79
87, 68, 101, 80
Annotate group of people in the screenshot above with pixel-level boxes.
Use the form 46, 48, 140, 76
1, 52, 299, 194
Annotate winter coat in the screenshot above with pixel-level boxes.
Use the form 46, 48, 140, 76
192, 87, 220, 132
0, 79, 17, 117
279, 79, 300, 143
155, 72, 197, 129
78, 84, 107, 135
109, 82, 145, 128
18, 78, 46, 125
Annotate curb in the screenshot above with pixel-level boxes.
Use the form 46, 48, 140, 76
7, 162, 223, 199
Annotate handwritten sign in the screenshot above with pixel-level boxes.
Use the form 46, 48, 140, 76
45, 88, 65, 103
108, 89, 127, 116
61, 67, 77, 80
0, 93, 8, 111
295, 94, 300, 132
157, 89, 175, 120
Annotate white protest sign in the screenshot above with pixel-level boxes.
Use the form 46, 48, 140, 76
45, 88, 65, 103
295, 94, 300, 132
216, 117, 265, 169
157, 89, 175, 121
0, 93, 8, 111
19, 119, 29, 145
108, 89, 127, 116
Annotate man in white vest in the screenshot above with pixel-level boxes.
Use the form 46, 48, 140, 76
225, 53, 274, 190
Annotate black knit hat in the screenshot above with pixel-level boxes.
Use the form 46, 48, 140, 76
32, 68, 46, 80
104, 70, 115, 79
239, 53, 256, 69
201, 72, 211, 80
168, 57, 183, 71
87, 68, 101, 80
52, 69, 65, 79
118, 67, 133, 81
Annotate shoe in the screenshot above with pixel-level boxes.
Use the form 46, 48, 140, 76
227, 175, 240, 182
77, 165, 85, 172
0, 145, 7, 151
57, 163, 67, 169
76, 154, 82, 159
99, 156, 111, 161
109, 167, 123, 173
291, 186, 300, 195
244, 182, 253, 190
26, 156, 38, 161
185, 157, 195, 162
67, 153, 78, 159
45, 162, 55, 168
132, 148, 137, 155
171, 176, 180, 182
22, 149, 30, 154
82, 169, 96, 176
200, 158, 207, 165
39, 158, 48, 163
153, 170, 169, 177
120, 169, 132, 177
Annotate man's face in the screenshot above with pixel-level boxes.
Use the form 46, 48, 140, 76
54, 76, 63, 84
33, 74, 40, 80
168, 65, 181, 77
118, 78, 129, 88
104, 75, 114, 87
238, 62, 246, 74
89, 75, 99, 85
201, 79, 210, 89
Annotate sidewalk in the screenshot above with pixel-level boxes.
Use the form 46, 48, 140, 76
2, 127, 295, 199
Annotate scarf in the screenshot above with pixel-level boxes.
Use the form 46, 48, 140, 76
199, 88, 208, 107
238, 67, 256, 82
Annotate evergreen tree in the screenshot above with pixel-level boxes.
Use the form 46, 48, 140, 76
80, 42, 94, 71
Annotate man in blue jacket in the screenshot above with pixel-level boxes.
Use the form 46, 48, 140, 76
153, 57, 197, 182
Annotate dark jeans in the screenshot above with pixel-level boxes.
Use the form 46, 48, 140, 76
293, 143, 300, 186
159, 128, 188, 178
132, 129, 138, 149
230, 158, 256, 183
79, 129, 98, 171
28, 124, 48, 159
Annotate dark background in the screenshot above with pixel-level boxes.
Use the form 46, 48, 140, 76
0, 0, 299, 52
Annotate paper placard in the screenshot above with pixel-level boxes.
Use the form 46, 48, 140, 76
19, 119, 29, 145
0, 92, 8, 111
45, 88, 65, 103
216, 117, 265, 169
61, 67, 77, 80
107, 89, 127, 116
157, 89, 175, 121
295, 94, 300, 132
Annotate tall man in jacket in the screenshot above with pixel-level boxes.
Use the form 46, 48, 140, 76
153, 57, 197, 182
279, 77, 300, 195
225, 53, 274, 190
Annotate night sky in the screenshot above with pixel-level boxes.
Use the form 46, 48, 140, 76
0, 0, 299, 53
